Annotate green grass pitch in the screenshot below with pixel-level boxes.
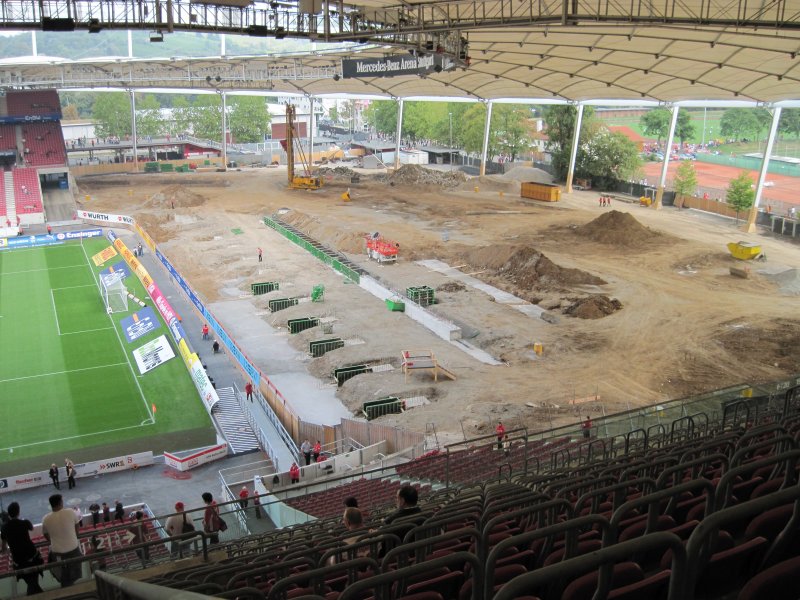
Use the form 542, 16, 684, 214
0, 237, 213, 468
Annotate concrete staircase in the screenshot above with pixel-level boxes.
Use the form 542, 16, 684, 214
3, 171, 15, 223
211, 387, 261, 454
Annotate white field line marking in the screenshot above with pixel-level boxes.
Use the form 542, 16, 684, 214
1, 264, 88, 276
0, 420, 156, 452
0, 361, 129, 384
51, 284, 97, 291
50, 289, 61, 335
79, 241, 154, 424
60, 326, 114, 336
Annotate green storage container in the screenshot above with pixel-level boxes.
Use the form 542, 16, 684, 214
385, 299, 405, 312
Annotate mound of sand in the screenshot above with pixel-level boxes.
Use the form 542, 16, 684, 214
145, 184, 207, 209
465, 245, 606, 290
457, 175, 520, 194
563, 295, 623, 319
578, 210, 660, 247
384, 165, 468, 188
499, 166, 554, 184
280, 209, 368, 254
764, 268, 800, 295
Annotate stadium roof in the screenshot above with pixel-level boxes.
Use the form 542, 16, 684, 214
0, 0, 798, 104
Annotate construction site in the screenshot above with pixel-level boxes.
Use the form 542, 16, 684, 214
75, 163, 800, 443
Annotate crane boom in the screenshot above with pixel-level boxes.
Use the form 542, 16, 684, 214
285, 104, 322, 190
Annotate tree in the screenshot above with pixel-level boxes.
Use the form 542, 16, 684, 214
675, 111, 696, 147
92, 92, 131, 138
190, 94, 222, 139
577, 131, 640, 189
720, 108, 759, 142
779, 109, 800, 139
363, 100, 397, 135
726, 171, 755, 222
136, 94, 164, 138
673, 160, 698, 198
640, 108, 670, 144
228, 96, 270, 143
328, 104, 339, 122
172, 96, 192, 135
542, 105, 596, 181
491, 105, 530, 161
640, 109, 695, 147
62, 104, 79, 120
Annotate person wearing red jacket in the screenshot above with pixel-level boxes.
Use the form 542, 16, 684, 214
238, 486, 249, 509
289, 462, 300, 484
313, 441, 322, 462
245, 382, 253, 402
495, 422, 506, 450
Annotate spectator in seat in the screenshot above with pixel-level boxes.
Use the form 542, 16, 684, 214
384, 485, 421, 525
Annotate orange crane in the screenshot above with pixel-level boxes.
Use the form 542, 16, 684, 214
285, 104, 322, 190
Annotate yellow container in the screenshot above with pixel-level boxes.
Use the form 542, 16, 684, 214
474, 186, 480, 193
727, 242, 762, 260
533, 342, 543, 356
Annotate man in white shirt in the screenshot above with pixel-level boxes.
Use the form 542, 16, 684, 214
41, 494, 82, 587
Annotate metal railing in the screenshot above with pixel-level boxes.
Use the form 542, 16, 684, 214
233, 381, 283, 470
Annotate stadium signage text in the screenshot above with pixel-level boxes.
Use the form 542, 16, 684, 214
0, 229, 101, 250
341, 54, 454, 78
132, 334, 176, 375
78, 210, 135, 225
0, 452, 153, 494
164, 443, 228, 471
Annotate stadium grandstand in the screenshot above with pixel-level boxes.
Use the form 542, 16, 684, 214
0, 90, 67, 229
0, 0, 799, 595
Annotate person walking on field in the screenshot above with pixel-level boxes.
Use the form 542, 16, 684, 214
257, 247, 263, 262
49, 464, 60, 489
245, 381, 254, 402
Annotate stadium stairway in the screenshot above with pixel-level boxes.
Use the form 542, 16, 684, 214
212, 387, 261, 454
3, 171, 15, 222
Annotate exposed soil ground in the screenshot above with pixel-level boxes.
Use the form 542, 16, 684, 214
75, 166, 800, 442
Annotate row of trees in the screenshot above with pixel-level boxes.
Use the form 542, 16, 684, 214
78, 92, 271, 143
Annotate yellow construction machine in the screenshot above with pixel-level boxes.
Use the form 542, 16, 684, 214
285, 104, 322, 190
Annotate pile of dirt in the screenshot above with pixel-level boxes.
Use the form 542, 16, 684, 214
144, 184, 207, 209
318, 166, 358, 182
499, 166, 554, 184
465, 245, 606, 290
764, 268, 800, 295
384, 165, 468, 188
280, 209, 368, 254
457, 175, 519, 194
577, 210, 661, 247
437, 281, 467, 293
563, 295, 623, 319
715, 319, 800, 372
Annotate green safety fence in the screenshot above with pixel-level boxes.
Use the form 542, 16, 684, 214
363, 397, 403, 420
263, 216, 360, 284
696, 153, 800, 177
288, 317, 319, 334
269, 297, 299, 312
252, 281, 279, 296
333, 364, 370, 387
309, 337, 345, 358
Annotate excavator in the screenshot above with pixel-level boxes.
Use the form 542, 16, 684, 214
284, 104, 322, 190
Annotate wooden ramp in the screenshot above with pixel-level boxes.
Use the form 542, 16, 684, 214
402, 350, 456, 383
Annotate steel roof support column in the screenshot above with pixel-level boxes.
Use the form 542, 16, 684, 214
394, 98, 404, 170
309, 96, 315, 171
480, 100, 493, 177
565, 103, 583, 193
743, 106, 781, 232
130, 90, 138, 173
654, 105, 679, 210
221, 91, 228, 170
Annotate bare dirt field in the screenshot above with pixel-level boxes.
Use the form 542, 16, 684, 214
74, 166, 800, 442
